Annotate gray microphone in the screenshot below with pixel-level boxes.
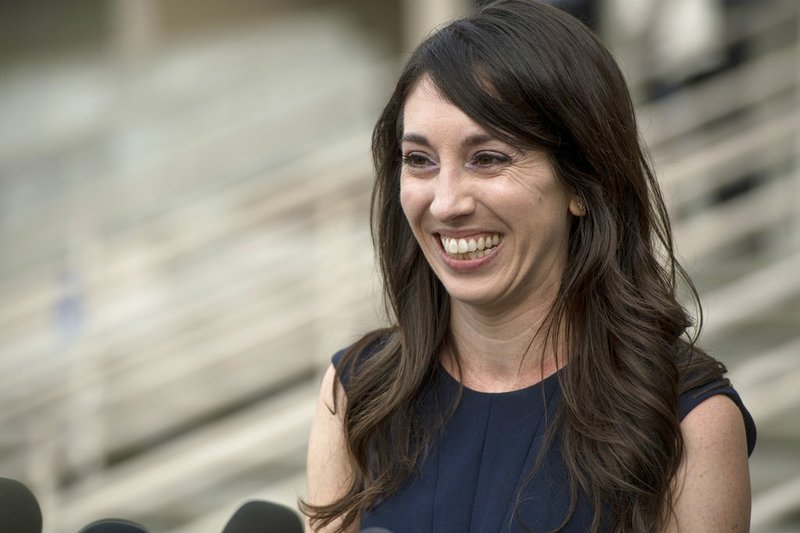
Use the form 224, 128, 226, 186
222, 500, 303, 533
0, 477, 42, 533
77, 518, 149, 533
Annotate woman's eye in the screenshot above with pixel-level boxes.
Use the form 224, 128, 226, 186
402, 153, 434, 168
471, 152, 510, 168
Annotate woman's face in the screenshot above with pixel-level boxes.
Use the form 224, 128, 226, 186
399, 76, 582, 313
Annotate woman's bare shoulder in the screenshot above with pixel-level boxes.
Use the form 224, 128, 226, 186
665, 394, 751, 532
305, 364, 358, 533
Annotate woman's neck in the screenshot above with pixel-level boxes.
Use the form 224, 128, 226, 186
444, 298, 564, 393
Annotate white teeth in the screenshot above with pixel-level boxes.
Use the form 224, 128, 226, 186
440, 234, 501, 260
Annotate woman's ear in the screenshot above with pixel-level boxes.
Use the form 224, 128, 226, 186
569, 196, 587, 217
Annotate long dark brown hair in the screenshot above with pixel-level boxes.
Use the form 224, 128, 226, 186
302, 1, 729, 531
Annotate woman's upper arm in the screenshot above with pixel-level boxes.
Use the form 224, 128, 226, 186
666, 394, 752, 532
305, 363, 358, 533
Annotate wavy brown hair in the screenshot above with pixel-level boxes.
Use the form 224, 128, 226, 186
302, 1, 729, 531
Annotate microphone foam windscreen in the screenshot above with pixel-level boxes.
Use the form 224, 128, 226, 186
77, 518, 149, 533
222, 500, 303, 533
0, 477, 42, 533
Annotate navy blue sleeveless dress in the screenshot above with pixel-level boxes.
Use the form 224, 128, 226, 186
332, 349, 757, 533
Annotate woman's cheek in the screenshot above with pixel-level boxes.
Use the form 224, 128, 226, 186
399, 177, 432, 223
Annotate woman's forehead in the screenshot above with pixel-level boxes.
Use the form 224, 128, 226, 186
401, 77, 494, 142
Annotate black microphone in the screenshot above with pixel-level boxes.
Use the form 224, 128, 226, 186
221, 500, 303, 533
77, 518, 149, 532
0, 477, 42, 533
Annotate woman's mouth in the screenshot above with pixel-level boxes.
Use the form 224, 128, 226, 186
439, 233, 502, 260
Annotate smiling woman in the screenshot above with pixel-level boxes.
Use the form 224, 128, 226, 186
302, 1, 756, 532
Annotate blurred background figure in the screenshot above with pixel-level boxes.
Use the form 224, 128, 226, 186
0, 0, 797, 531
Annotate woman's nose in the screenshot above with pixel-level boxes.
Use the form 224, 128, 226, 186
429, 167, 475, 222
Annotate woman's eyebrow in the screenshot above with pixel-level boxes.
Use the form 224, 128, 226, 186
462, 133, 495, 147
400, 133, 430, 146
399, 132, 497, 147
